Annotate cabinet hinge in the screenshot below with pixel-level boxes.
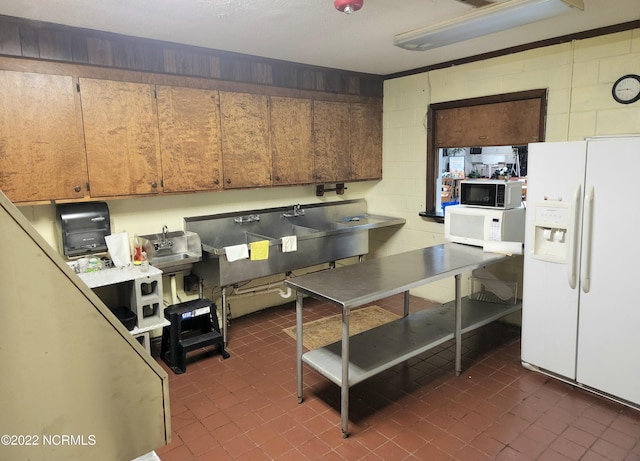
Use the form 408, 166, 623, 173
76, 83, 80, 92
153, 89, 157, 99
86, 182, 90, 192
160, 178, 164, 188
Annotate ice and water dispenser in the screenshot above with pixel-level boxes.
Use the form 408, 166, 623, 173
530, 201, 571, 263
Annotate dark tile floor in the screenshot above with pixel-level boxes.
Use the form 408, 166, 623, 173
155, 294, 640, 461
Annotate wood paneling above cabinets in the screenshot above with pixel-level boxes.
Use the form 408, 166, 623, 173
0, 15, 383, 98
0, 70, 87, 203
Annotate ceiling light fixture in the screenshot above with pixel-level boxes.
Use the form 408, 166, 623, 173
334, 0, 363, 14
394, 0, 584, 51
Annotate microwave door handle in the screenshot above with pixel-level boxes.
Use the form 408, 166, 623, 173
580, 186, 594, 294
567, 184, 581, 289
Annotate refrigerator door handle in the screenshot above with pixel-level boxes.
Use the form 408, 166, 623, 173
568, 184, 582, 289
580, 186, 594, 293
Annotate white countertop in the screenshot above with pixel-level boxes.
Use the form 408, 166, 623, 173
76, 264, 163, 289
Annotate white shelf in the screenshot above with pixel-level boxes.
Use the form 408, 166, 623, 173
77, 265, 162, 289
302, 297, 521, 387
76, 264, 165, 332
131, 319, 170, 335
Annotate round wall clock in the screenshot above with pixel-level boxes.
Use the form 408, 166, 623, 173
612, 74, 640, 104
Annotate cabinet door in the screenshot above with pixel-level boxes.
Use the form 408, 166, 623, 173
313, 101, 350, 183
270, 97, 313, 186
350, 103, 382, 181
0, 71, 87, 202
79, 78, 161, 197
219, 92, 271, 189
156, 86, 223, 192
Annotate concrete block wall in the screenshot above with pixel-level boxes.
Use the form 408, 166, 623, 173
366, 28, 640, 302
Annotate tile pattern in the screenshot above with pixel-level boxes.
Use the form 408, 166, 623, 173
155, 294, 640, 460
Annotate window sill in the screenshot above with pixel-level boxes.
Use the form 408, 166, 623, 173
419, 210, 444, 223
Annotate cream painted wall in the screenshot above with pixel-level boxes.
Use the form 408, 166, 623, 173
18, 182, 376, 321
16, 28, 640, 313
364, 28, 640, 302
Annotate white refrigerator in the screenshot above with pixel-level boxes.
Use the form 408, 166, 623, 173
522, 135, 640, 407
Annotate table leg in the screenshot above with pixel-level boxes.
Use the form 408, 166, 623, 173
341, 306, 350, 438
222, 286, 228, 345
454, 273, 462, 376
403, 290, 410, 317
296, 292, 304, 404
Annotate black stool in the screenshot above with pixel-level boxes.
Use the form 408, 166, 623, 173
161, 298, 229, 374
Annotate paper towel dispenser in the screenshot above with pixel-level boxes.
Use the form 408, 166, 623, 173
56, 202, 111, 257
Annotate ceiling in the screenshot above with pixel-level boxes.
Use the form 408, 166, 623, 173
1, 0, 638, 75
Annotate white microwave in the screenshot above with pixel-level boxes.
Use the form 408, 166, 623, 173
445, 205, 525, 247
460, 179, 522, 209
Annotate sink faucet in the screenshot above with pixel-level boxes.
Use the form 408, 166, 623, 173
283, 204, 305, 218
154, 225, 174, 251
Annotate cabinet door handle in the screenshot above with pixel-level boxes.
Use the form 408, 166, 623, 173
214, 179, 220, 185
226, 178, 231, 184
151, 181, 158, 189
74, 185, 81, 193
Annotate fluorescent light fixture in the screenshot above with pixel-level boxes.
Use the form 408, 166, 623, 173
393, 0, 584, 51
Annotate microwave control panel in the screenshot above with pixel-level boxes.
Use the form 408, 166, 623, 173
490, 217, 502, 241
496, 186, 505, 207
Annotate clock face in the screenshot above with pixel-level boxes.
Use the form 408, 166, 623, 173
612, 74, 640, 104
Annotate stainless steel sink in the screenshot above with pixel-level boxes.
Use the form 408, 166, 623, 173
334, 213, 405, 229
185, 199, 406, 287
286, 212, 406, 233
139, 229, 202, 273
251, 222, 321, 240
185, 199, 406, 344
283, 214, 348, 232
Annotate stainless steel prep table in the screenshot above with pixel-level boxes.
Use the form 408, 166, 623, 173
285, 243, 521, 437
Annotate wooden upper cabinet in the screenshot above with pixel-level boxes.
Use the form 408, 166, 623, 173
0, 71, 87, 203
156, 86, 223, 192
350, 103, 382, 181
79, 78, 161, 197
313, 101, 350, 183
435, 98, 543, 148
219, 92, 271, 189
270, 97, 313, 186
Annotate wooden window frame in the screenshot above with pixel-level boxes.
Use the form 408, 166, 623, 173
423, 89, 547, 220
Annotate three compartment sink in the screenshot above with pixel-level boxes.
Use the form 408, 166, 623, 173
138, 230, 202, 273
185, 199, 406, 287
